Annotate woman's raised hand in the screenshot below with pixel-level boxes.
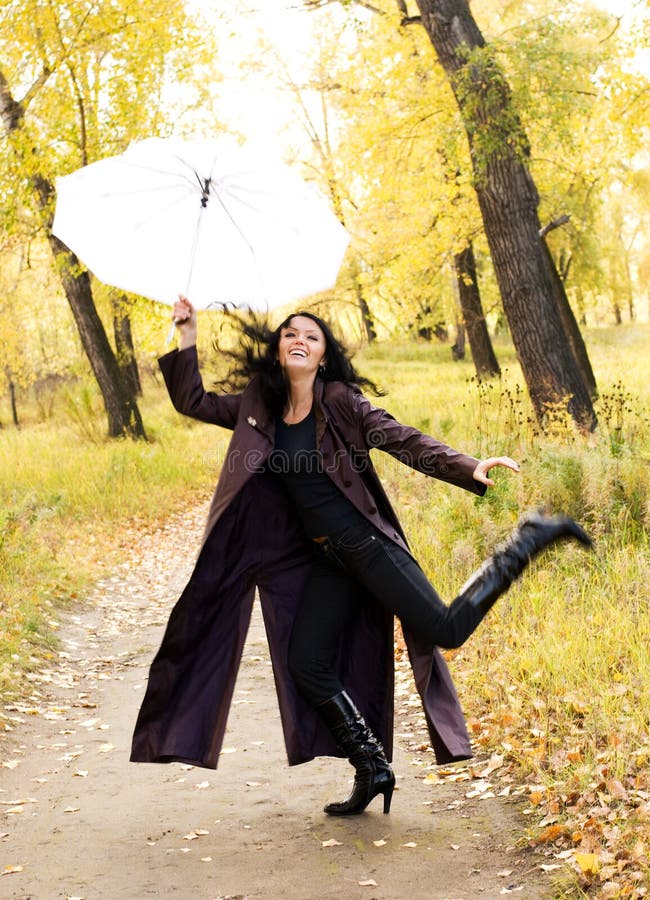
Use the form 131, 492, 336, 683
472, 456, 520, 487
173, 294, 197, 349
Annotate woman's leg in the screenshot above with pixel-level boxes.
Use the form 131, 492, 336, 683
287, 551, 360, 705
324, 513, 592, 650
288, 549, 395, 816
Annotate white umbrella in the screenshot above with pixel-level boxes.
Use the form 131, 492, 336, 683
51, 137, 350, 310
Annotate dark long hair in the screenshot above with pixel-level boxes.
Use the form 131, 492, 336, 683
213, 310, 384, 417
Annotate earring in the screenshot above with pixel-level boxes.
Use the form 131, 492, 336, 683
319, 362, 327, 377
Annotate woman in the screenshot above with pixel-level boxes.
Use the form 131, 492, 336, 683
131, 297, 591, 816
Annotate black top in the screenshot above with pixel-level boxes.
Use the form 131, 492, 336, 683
267, 408, 365, 538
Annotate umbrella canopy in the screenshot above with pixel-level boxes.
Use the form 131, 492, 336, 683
51, 137, 350, 310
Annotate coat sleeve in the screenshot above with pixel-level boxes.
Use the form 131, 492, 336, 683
350, 390, 486, 496
158, 346, 242, 430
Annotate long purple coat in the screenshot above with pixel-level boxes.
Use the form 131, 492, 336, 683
130, 346, 486, 769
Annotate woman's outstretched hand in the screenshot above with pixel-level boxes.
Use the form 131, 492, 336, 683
472, 456, 520, 487
173, 294, 197, 349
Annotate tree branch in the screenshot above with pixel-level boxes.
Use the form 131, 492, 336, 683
0, 68, 24, 133
302, 0, 385, 15
539, 214, 571, 238
20, 66, 53, 111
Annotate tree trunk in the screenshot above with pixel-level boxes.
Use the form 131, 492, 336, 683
1, 69, 146, 440
112, 294, 142, 397
5, 366, 19, 427
414, 0, 597, 430
541, 240, 597, 399
349, 259, 377, 342
451, 314, 465, 360
454, 243, 500, 377
33, 175, 147, 439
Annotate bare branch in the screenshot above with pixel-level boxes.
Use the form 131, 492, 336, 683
302, 0, 385, 15
600, 16, 622, 43
539, 214, 571, 238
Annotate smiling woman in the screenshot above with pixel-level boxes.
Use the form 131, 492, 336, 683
130, 297, 591, 818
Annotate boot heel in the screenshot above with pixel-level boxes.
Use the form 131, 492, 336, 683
382, 782, 394, 814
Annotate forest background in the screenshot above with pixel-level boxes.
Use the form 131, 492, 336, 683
1, 0, 649, 895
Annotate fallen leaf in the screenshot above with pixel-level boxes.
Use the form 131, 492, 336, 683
321, 838, 342, 847
373, 839, 387, 847
401, 841, 417, 848
359, 880, 378, 887
200, 857, 212, 862
537, 824, 566, 843
1, 761, 19, 770
466, 785, 491, 799
539, 864, 562, 873
480, 753, 505, 777
575, 852, 600, 875
195, 782, 210, 790
497, 869, 513, 877
63, 807, 80, 813
2, 865, 24, 875
74, 771, 89, 778
246, 781, 261, 787
221, 747, 237, 754
606, 779, 628, 801
98, 743, 114, 753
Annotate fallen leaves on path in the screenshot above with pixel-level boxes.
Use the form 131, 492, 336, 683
394, 647, 650, 898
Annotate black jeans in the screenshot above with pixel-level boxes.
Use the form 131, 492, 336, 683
287, 521, 485, 706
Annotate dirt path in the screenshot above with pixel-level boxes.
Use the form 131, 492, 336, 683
1, 508, 553, 899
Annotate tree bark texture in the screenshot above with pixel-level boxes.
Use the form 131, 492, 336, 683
414, 0, 597, 429
454, 243, 500, 377
541, 240, 597, 399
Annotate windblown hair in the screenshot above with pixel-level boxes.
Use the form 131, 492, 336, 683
213, 310, 384, 417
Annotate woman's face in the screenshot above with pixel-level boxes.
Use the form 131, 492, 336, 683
277, 316, 327, 377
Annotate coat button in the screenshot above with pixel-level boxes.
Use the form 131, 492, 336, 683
343, 480, 352, 487
368, 506, 377, 514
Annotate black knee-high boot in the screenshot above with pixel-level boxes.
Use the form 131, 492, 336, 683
317, 691, 395, 816
457, 510, 593, 615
